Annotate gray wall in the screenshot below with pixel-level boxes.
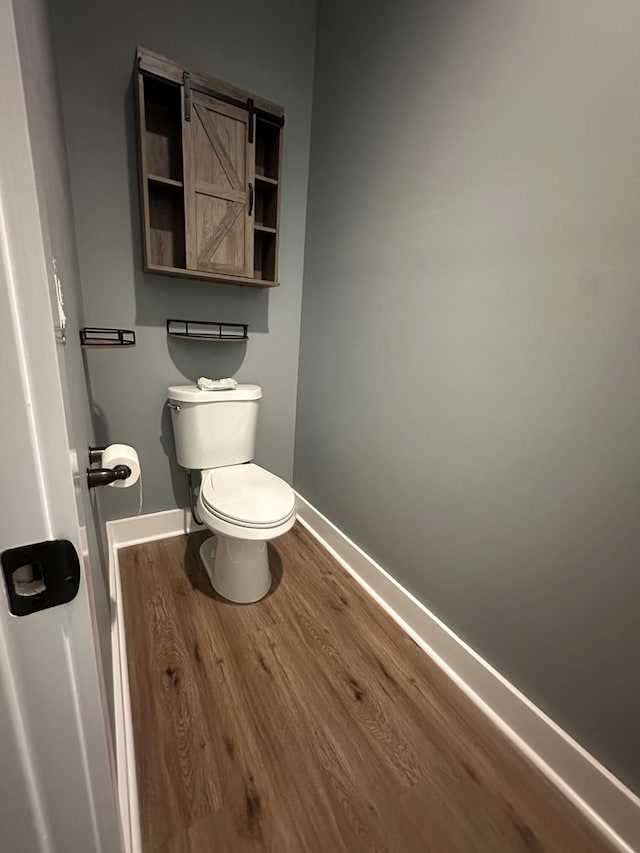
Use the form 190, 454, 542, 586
49, 0, 316, 519
13, 0, 113, 718
296, 0, 640, 793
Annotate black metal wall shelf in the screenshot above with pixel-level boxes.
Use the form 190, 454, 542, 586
166, 319, 248, 342
80, 328, 136, 348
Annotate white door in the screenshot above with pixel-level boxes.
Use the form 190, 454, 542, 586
0, 1, 122, 850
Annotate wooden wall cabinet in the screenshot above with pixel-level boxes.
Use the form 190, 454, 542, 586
134, 48, 284, 287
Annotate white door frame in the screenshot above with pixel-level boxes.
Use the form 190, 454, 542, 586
0, 1, 122, 849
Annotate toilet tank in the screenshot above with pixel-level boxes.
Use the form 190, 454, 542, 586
167, 384, 262, 470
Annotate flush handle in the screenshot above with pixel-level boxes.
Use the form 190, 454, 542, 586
167, 401, 181, 412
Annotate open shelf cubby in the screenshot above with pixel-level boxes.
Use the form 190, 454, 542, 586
254, 230, 277, 281
143, 76, 183, 182
142, 74, 186, 269
254, 180, 278, 230
148, 182, 186, 268
255, 119, 280, 180
253, 119, 281, 281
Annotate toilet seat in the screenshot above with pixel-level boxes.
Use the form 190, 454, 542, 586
200, 463, 295, 530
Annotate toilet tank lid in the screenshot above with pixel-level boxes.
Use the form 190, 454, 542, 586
167, 384, 262, 403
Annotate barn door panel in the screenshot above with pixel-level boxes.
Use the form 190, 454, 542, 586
184, 91, 254, 277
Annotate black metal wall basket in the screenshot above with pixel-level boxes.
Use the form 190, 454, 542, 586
80, 327, 136, 348
166, 319, 248, 342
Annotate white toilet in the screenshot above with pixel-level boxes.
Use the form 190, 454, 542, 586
167, 384, 296, 603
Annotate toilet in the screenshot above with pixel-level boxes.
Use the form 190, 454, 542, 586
167, 384, 296, 603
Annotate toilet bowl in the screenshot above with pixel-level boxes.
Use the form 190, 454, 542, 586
197, 463, 295, 602
168, 383, 295, 604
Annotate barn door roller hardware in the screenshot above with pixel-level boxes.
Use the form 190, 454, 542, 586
183, 71, 191, 121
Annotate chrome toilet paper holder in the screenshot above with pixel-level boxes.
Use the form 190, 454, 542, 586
87, 446, 131, 489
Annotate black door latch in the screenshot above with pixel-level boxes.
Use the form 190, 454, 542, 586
1, 539, 81, 617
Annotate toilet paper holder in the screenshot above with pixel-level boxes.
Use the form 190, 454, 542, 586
87, 446, 131, 489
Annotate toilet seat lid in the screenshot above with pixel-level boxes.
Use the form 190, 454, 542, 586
200, 464, 295, 528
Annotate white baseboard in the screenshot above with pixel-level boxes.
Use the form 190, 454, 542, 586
106, 507, 201, 853
108, 506, 199, 550
107, 502, 640, 853
295, 492, 640, 853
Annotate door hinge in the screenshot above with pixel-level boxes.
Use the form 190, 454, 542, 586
247, 97, 254, 143
53, 257, 66, 345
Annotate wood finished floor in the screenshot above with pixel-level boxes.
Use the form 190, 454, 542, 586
119, 524, 612, 852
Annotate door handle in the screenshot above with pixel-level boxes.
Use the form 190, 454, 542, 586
248, 182, 254, 217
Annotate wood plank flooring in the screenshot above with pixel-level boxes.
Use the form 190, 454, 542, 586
119, 524, 613, 852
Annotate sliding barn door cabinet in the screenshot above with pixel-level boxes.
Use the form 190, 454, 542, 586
134, 48, 284, 287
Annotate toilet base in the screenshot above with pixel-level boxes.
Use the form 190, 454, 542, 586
199, 535, 271, 604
